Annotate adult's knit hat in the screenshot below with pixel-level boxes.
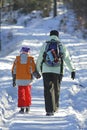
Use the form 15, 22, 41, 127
20, 47, 30, 53
50, 30, 59, 37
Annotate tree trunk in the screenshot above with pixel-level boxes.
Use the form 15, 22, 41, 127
53, 0, 57, 17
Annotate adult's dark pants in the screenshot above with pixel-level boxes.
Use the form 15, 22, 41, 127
42, 73, 61, 113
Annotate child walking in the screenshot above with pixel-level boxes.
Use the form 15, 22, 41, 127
12, 46, 40, 113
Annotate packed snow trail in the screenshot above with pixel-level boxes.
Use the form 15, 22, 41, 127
0, 28, 87, 130
1, 1, 87, 129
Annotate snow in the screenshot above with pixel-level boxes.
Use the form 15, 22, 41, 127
0, 3, 87, 130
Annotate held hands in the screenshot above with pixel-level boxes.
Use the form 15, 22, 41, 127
33, 70, 41, 79
71, 71, 75, 80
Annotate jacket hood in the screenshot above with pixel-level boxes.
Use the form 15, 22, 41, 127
20, 53, 28, 64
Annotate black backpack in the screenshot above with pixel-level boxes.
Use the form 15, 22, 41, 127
43, 39, 63, 67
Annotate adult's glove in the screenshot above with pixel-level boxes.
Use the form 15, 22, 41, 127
33, 71, 41, 79
71, 71, 75, 80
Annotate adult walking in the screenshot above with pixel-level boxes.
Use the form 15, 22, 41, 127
36, 30, 75, 116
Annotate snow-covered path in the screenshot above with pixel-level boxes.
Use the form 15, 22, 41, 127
0, 9, 87, 130
0, 29, 87, 130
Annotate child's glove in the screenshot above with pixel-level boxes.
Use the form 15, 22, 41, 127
12, 74, 16, 87
71, 71, 75, 80
13, 81, 16, 87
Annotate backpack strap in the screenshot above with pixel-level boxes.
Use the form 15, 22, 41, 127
60, 56, 63, 74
